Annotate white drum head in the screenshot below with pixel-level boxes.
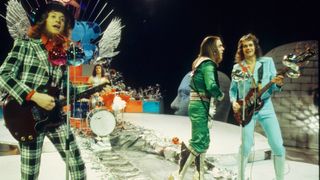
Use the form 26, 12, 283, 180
87, 109, 116, 136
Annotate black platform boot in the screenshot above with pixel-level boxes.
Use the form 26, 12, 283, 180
169, 142, 198, 180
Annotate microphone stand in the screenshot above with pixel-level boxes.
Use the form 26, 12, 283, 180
65, 43, 76, 180
239, 80, 246, 180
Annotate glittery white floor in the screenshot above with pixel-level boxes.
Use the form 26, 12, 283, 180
0, 113, 318, 180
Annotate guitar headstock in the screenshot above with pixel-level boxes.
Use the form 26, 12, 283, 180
284, 48, 315, 63
282, 48, 316, 78
296, 48, 316, 63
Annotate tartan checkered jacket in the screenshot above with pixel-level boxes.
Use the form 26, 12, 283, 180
0, 38, 64, 105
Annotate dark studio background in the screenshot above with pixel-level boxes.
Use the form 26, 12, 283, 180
0, 0, 318, 115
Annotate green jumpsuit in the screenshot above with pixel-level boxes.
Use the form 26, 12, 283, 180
189, 59, 224, 153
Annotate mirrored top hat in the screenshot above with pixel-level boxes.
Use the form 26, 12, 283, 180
30, 1, 75, 28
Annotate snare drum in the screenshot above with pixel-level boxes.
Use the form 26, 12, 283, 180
87, 109, 116, 136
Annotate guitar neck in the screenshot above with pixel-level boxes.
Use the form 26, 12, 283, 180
60, 82, 110, 106
257, 49, 315, 98
257, 67, 289, 98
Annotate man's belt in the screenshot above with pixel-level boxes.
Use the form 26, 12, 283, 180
190, 91, 209, 102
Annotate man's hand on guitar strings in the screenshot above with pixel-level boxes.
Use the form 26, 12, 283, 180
31, 92, 56, 110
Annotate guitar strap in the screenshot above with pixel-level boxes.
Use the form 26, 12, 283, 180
191, 77, 214, 120
257, 63, 263, 91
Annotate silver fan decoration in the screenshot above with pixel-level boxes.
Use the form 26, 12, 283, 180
231, 68, 251, 82
97, 17, 124, 61
0, 0, 30, 39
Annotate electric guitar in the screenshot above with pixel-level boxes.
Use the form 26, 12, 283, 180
234, 49, 315, 126
3, 81, 110, 143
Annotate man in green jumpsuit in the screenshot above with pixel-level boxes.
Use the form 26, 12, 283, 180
170, 36, 225, 180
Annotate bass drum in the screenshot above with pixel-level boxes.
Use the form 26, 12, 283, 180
86, 109, 116, 136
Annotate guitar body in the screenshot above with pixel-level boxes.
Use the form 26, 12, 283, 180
3, 87, 64, 143
3, 97, 37, 142
233, 88, 264, 127
2, 81, 110, 143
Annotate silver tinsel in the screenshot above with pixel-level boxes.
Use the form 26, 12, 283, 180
2, 0, 30, 39
97, 17, 124, 59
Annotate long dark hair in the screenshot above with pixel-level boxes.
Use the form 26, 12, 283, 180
199, 36, 222, 61
92, 64, 105, 77
235, 33, 262, 63
192, 36, 222, 69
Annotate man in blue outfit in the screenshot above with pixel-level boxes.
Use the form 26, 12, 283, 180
229, 33, 285, 180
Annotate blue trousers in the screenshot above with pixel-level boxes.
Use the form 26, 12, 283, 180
240, 109, 285, 157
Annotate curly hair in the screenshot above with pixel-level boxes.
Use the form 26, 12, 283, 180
28, 10, 72, 40
235, 33, 262, 63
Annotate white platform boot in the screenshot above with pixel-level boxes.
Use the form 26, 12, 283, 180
237, 154, 249, 180
193, 153, 205, 180
273, 155, 285, 180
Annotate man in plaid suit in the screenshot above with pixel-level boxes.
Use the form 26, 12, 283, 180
0, 2, 86, 179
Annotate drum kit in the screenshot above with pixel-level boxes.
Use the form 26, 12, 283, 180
69, 65, 139, 137
70, 83, 116, 137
